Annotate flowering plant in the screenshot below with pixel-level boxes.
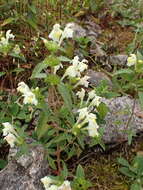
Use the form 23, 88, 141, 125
1, 24, 108, 189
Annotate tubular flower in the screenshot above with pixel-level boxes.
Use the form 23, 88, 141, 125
2, 122, 18, 147
41, 176, 54, 189
23, 91, 38, 106
127, 54, 137, 66
17, 82, 38, 106
76, 88, 85, 100
87, 120, 99, 137
53, 64, 63, 74
77, 107, 89, 122
59, 181, 71, 190
76, 108, 99, 137
17, 82, 30, 94
49, 24, 63, 43
62, 56, 88, 80
41, 176, 71, 190
90, 95, 101, 107
2, 122, 15, 136
75, 76, 90, 88
49, 23, 73, 46
4, 133, 17, 148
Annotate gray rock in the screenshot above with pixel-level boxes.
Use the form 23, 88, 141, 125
108, 55, 128, 66
102, 96, 143, 143
67, 22, 87, 38
87, 69, 113, 87
0, 144, 49, 190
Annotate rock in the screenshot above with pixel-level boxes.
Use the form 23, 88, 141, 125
67, 22, 87, 38
87, 69, 113, 87
0, 143, 49, 190
67, 21, 104, 56
108, 54, 128, 66
102, 96, 143, 144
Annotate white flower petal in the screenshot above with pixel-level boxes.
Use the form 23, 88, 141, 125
49, 24, 63, 43
4, 133, 17, 147
127, 54, 137, 66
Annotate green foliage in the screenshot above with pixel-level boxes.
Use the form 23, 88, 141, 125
72, 165, 92, 190
118, 155, 143, 189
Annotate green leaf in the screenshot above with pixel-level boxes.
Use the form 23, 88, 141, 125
42, 39, 59, 52
76, 165, 85, 178
45, 74, 60, 85
0, 72, 6, 77
0, 159, 7, 169
59, 56, 71, 62
45, 55, 60, 67
113, 69, 134, 75
136, 63, 143, 73
97, 103, 109, 119
2, 17, 15, 26
31, 60, 48, 79
47, 155, 56, 170
61, 161, 68, 179
137, 51, 143, 60
117, 157, 130, 167
119, 167, 136, 178
138, 91, 143, 110
9, 103, 19, 117
36, 103, 51, 139
27, 17, 38, 30
131, 183, 142, 190
57, 83, 74, 122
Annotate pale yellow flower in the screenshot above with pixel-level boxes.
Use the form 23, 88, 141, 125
75, 76, 90, 88
127, 54, 137, 66
2, 122, 15, 136
41, 176, 54, 189
59, 180, 71, 190
17, 82, 30, 94
76, 88, 85, 100
49, 24, 63, 43
4, 133, 17, 148
23, 92, 38, 106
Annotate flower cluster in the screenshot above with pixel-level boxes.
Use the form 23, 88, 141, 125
49, 23, 73, 46
75, 90, 101, 137
17, 82, 38, 106
62, 56, 89, 87
0, 30, 15, 46
41, 176, 71, 190
0, 30, 15, 55
2, 122, 18, 147
127, 54, 137, 66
